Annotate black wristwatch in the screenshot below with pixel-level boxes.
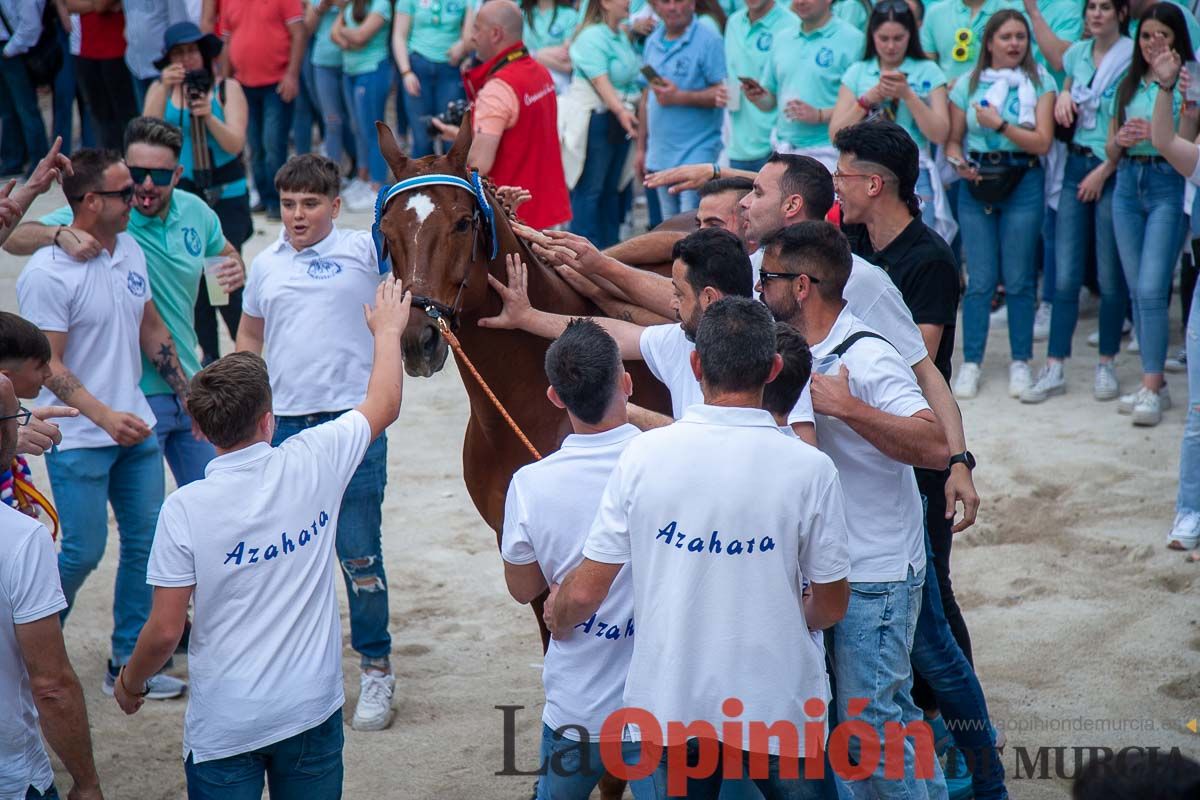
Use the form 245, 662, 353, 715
949, 451, 976, 471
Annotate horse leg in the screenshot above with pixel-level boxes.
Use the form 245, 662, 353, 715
529, 590, 551, 653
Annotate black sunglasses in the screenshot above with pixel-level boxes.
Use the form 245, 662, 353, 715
129, 166, 175, 187
759, 270, 822, 285
0, 405, 31, 425
72, 184, 135, 204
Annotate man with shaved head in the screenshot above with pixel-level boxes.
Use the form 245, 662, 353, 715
435, 0, 571, 228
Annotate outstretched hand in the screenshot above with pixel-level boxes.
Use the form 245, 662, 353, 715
478, 253, 532, 330
363, 276, 413, 335
643, 163, 710, 194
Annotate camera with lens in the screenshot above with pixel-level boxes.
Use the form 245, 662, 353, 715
183, 69, 213, 103
421, 99, 469, 140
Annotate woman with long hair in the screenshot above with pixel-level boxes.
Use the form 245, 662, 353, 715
1106, 1, 1197, 426
520, 0, 580, 90
1022, 0, 1133, 405
830, 0, 950, 228
333, 0, 395, 210
946, 10, 1055, 400
392, 0, 474, 157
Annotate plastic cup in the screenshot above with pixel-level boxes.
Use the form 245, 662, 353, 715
1186, 62, 1200, 105
725, 76, 741, 112
203, 256, 230, 307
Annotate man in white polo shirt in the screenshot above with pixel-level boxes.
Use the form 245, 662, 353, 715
235, 154, 395, 732
16, 148, 191, 699
549, 298, 850, 796
500, 318, 651, 799
113, 280, 412, 797
758, 221, 950, 799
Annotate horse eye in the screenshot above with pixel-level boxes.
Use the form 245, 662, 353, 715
454, 217, 471, 233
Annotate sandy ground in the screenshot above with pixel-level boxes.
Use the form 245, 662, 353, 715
2, 184, 1198, 800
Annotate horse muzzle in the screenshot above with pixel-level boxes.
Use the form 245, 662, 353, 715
401, 319, 450, 378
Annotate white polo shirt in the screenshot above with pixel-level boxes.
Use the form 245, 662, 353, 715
16, 236, 157, 450
243, 226, 385, 416
145, 410, 372, 763
501, 423, 640, 740
790, 308, 928, 582
583, 405, 851, 754
639, 322, 815, 423
0, 506, 65, 800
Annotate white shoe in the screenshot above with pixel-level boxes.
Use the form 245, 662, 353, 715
989, 304, 1008, 329
1118, 385, 1171, 414
1032, 302, 1052, 341
1093, 363, 1120, 401
1132, 386, 1165, 426
1127, 331, 1140, 353
1165, 348, 1188, 373
344, 181, 378, 213
953, 362, 982, 398
351, 669, 395, 731
1167, 510, 1200, 550
1020, 361, 1065, 403
103, 662, 187, 700
1008, 361, 1033, 398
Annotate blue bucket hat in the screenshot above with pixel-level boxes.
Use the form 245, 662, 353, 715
153, 22, 223, 71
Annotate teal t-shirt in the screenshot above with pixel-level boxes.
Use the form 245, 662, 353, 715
310, 0, 343, 68
1117, 79, 1180, 157
1032, 0, 1083, 87
397, 0, 468, 62
921, 0, 1012, 85
725, 2, 799, 161
569, 22, 642, 95
167, 90, 247, 201
949, 66, 1053, 151
761, 15, 865, 148
832, 0, 870, 30
40, 190, 225, 396
841, 57, 948, 152
719, 0, 743, 17
1061, 37, 1127, 160
342, 0, 393, 75
523, 4, 581, 52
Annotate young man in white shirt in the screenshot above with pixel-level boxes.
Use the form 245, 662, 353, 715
113, 280, 412, 797
501, 318, 652, 800
758, 221, 950, 799
0, 374, 103, 800
548, 297, 851, 796
15, 148, 192, 699
235, 154, 396, 731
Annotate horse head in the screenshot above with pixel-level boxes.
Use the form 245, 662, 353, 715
375, 120, 501, 377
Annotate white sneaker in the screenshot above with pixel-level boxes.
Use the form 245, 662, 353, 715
1167, 510, 1200, 549
102, 662, 187, 700
1093, 362, 1120, 401
1118, 385, 1171, 414
989, 304, 1008, 329
351, 669, 395, 731
1020, 361, 1065, 403
1127, 331, 1140, 353
953, 362, 982, 398
1132, 386, 1165, 426
1165, 348, 1188, 373
1033, 302, 1052, 341
1008, 361, 1033, 398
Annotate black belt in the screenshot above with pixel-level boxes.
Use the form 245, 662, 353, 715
1067, 143, 1099, 159
968, 150, 1039, 167
1123, 153, 1168, 164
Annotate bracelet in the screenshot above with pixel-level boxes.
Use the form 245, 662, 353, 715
857, 95, 873, 112
997, 120, 1009, 134
52, 225, 62, 246
119, 666, 149, 698
1159, 78, 1178, 92
711, 163, 720, 180
401, 68, 414, 77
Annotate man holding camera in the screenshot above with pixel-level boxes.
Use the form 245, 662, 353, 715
433, 0, 570, 229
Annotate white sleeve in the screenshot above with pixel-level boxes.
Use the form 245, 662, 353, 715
798, 470, 851, 583
638, 323, 679, 384
787, 382, 814, 425
500, 477, 538, 565
850, 346, 930, 419
16, 265, 72, 333
147, 499, 197, 587
581, 458, 633, 564
4, 526, 67, 624
848, 260, 928, 366
291, 409, 374, 488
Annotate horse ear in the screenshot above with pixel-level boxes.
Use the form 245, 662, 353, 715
445, 109, 474, 170
376, 121, 407, 178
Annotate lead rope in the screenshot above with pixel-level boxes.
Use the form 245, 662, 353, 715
432, 314, 542, 461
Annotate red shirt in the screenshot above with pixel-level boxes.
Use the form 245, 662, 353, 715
219, 0, 304, 88
79, 11, 126, 60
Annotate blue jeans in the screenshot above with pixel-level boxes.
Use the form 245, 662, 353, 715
403, 52, 465, 158
243, 84, 295, 215
1041, 207, 1056, 306
958, 166, 1044, 364
831, 566, 930, 799
1113, 159, 1188, 376
147, 393, 215, 487
52, 23, 94, 152
909, 528, 1006, 800
646, 737, 842, 799
345, 59, 395, 184
272, 412, 391, 666
25, 785, 59, 799
292, 54, 321, 155
1050, 153, 1127, 359
655, 186, 699, 220
537, 724, 657, 799
570, 110, 631, 249
183, 709, 343, 799
313, 64, 356, 168
1180, 279, 1200, 516
0, 55, 47, 173
730, 156, 769, 172
46, 438, 164, 663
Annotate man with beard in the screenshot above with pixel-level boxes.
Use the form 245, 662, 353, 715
6, 118, 245, 487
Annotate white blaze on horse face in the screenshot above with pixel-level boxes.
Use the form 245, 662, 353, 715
405, 193, 436, 282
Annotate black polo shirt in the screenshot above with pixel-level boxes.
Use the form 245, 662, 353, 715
844, 217, 960, 382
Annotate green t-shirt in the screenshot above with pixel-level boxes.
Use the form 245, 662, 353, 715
569, 22, 642, 95
310, 0, 343, 68
1032, 0, 1083, 87
725, 2, 799, 161
832, 0, 869, 30
920, 0, 1012, 85
523, 4, 581, 52
397, 0, 469, 63
761, 15, 865, 149
1061, 37, 1128, 160
41, 190, 225, 396
841, 57, 948, 151
1117, 79, 1180, 157
342, 0, 393, 75
949, 66, 1054, 152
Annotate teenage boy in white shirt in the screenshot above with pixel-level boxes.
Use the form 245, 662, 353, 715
758, 221, 950, 799
235, 154, 396, 731
501, 317, 652, 800
549, 297, 851, 796
113, 280, 412, 797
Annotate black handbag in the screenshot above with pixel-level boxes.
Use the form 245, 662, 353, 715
1054, 72, 1096, 144
965, 162, 1031, 204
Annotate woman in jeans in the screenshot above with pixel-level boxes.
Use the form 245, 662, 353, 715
306, 0, 360, 185
1107, 2, 1195, 426
566, 0, 640, 248
1021, 0, 1133, 405
334, 0, 395, 211
392, 0, 472, 158
946, 10, 1055, 400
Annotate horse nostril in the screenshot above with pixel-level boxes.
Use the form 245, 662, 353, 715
420, 325, 438, 359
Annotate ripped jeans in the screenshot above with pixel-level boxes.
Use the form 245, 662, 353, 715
273, 412, 392, 669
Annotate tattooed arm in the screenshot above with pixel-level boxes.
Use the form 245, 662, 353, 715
43, 331, 153, 445
139, 301, 190, 402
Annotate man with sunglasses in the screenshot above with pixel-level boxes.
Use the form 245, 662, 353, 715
15, 147, 195, 701
8, 117, 245, 488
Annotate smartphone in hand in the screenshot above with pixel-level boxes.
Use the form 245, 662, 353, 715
641, 65, 666, 85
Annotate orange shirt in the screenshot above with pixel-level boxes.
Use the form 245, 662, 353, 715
219, 0, 304, 88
